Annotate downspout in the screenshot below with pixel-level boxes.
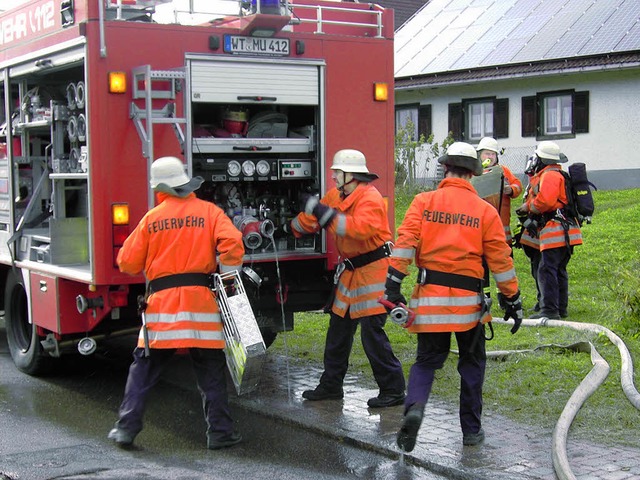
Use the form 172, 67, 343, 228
99, 0, 107, 57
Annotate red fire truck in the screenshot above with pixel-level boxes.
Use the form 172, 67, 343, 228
0, 0, 395, 375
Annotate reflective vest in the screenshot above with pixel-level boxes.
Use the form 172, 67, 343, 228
390, 177, 519, 333
291, 183, 391, 319
520, 165, 582, 251
117, 192, 244, 349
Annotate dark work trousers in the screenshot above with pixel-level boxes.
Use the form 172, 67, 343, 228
115, 347, 233, 439
405, 323, 486, 434
522, 244, 541, 308
319, 310, 405, 395
538, 246, 572, 316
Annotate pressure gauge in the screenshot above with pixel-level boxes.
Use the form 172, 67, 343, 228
256, 160, 270, 177
227, 160, 241, 177
242, 160, 256, 176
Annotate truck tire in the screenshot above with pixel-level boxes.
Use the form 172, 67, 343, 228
5, 270, 52, 376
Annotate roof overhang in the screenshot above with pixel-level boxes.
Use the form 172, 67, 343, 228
395, 51, 640, 90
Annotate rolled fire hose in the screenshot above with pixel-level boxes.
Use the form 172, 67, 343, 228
67, 115, 78, 142
490, 317, 640, 480
66, 82, 77, 110
77, 113, 86, 142
75, 81, 86, 110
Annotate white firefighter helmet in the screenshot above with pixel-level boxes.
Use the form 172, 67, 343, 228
535, 141, 561, 164
438, 142, 483, 176
331, 149, 378, 181
476, 137, 499, 154
150, 156, 203, 197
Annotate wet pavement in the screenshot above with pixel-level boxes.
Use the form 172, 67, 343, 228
163, 353, 640, 480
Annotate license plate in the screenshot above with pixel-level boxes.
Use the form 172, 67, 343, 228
223, 35, 290, 56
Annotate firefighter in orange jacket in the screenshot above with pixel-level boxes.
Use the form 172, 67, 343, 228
290, 149, 406, 408
516, 142, 582, 320
476, 137, 523, 246
108, 156, 244, 450
385, 142, 522, 452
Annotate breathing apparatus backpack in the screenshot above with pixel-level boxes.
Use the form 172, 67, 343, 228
559, 163, 597, 225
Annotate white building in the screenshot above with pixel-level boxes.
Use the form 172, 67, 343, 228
393, 0, 640, 189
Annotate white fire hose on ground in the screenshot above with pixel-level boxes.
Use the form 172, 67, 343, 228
487, 317, 640, 480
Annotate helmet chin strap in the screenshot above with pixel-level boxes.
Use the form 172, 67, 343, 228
336, 172, 357, 197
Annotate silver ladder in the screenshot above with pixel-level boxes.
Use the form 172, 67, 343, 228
130, 66, 186, 160
129, 66, 187, 207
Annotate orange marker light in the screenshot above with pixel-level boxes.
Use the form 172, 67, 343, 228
109, 71, 127, 93
112, 203, 129, 225
373, 82, 388, 102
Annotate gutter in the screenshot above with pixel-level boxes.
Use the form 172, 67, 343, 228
395, 56, 640, 90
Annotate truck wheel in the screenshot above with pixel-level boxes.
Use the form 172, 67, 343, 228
5, 271, 52, 375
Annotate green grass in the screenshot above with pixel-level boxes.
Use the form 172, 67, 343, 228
271, 188, 640, 447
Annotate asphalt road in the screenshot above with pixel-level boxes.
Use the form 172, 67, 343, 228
0, 318, 447, 480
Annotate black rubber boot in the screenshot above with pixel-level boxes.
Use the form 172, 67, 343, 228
302, 384, 344, 401
397, 403, 424, 452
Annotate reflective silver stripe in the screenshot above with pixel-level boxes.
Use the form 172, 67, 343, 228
219, 264, 240, 274
540, 237, 563, 246
335, 214, 347, 236
392, 247, 414, 259
520, 231, 540, 245
412, 312, 480, 325
411, 295, 480, 308
540, 233, 581, 247
142, 329, 224, 343
291, 216, 311, 234
337, 281, 384, 298
318, 208, 336, 227
350, 298, 384, 314
542, 224, 565, 234
145, 311, 222, 324
333, 296, 347, 311
493, 268, 516, 283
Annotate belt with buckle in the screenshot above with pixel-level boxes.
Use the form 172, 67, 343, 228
342, 242, 393, 271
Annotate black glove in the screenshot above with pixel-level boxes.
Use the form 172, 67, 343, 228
503, 290, 523, 334
383, 266, 407, 311
312, 202, 336, 228
304, 196, 336, 228
522, 217, 539, 237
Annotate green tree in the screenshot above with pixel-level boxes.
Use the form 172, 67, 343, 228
394, 122, 454, 188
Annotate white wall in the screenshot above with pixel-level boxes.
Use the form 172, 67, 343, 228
395, 68, 640, 183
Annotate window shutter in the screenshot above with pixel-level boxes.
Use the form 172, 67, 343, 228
448, 103, 462, 140
574, 91, 589, 134
494, 98, 509, 139
418, 105, 432, 140
521, 96, 537, 137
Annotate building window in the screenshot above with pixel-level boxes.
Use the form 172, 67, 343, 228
448, 97, 508, 142
468, 101, 493, 140
522, 90, 589, 139
543, 94, 572, 135
395, 104, 432, 140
